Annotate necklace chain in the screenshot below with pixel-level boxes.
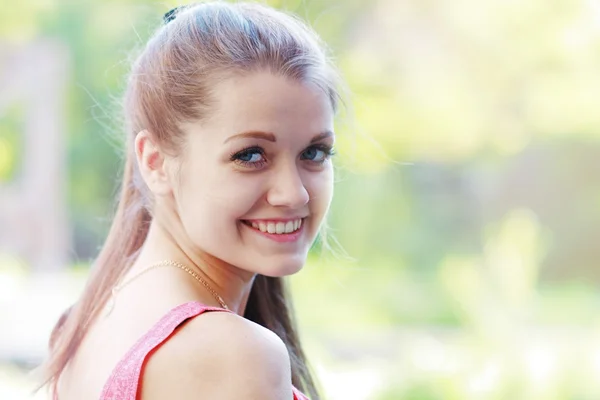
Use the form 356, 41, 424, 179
105, 259, 228, 317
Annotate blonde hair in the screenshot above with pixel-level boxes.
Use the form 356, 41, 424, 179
41, 3, 345, 399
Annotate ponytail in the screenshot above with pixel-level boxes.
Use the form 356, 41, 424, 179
41, 152, 151, 394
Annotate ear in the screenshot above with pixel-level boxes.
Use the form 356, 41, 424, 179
134, 130, 174, 196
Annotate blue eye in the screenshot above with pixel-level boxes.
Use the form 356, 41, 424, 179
301, 145, 334, 163
231, 146, 267, 168
237, 151, 263, 163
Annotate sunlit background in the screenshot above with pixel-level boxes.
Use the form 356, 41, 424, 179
2, 0, 600, 399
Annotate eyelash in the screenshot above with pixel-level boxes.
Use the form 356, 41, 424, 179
229, 144, 335, 169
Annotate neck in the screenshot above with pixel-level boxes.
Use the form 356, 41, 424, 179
133, 218, 255, 315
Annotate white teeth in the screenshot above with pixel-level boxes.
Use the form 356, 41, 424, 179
276, 222, 285, 234
285, 221, 294, 233
248, 219, 303, 234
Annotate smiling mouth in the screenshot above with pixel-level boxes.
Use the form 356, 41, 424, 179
242, 219, 303, 235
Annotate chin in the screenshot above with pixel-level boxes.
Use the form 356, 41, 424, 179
256, 254, 307, 277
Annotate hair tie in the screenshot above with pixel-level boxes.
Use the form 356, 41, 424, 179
163, 6, 184, 25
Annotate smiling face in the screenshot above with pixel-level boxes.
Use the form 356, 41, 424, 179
170, 71, 335, 277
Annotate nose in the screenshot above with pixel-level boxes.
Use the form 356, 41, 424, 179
266, 163, 310, 209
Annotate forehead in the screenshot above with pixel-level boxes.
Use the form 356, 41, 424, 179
203, 71, 334, 141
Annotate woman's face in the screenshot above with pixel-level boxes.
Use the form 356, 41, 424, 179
172, 71, 335, 277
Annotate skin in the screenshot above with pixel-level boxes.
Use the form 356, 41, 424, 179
57, 71, 335, 399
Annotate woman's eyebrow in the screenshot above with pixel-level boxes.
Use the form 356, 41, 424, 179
224, 130, 335, 144
224, 130, 276, 144
310, 130, 334, 143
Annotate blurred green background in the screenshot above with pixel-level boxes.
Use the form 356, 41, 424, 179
2, 0, 600, 399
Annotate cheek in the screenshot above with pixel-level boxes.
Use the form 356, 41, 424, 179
178, 173, 264, 237
212, 174, 268, 217
307, 167, 334, 216
178, 191, 243, 256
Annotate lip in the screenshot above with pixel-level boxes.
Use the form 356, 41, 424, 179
243, 216, 307, 223
241, 218, 305, 243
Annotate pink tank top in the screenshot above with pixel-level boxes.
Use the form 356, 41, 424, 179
97, 301, 310, 400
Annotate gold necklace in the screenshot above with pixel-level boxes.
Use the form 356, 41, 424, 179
104, 259, 229, 317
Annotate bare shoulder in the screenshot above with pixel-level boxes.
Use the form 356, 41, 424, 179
141, 310, 293, 400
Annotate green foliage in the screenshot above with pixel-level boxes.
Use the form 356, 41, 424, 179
0, 104, 24, 183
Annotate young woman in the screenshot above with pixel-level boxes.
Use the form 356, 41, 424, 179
40, 2, 344, 399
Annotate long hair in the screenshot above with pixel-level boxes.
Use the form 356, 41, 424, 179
39, 3, 344, 399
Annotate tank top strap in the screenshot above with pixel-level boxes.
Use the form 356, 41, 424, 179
99, 301, 228, 400
293, 386, 310, 400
